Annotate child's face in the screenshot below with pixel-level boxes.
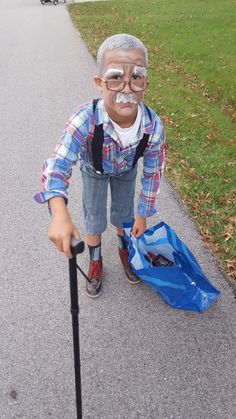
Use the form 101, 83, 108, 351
94, 49, 148, 127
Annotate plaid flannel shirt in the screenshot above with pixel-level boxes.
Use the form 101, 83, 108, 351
34, 98, 165, 218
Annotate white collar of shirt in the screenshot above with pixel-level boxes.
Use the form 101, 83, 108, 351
109, 105, 142, 148
98, 99, 155, 142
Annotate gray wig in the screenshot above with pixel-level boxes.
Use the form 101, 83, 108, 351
96, 33, 148, 74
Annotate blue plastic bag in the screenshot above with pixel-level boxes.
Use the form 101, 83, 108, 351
123, 221, 220, 313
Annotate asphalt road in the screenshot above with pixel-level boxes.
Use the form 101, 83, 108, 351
0, 1, 235, 418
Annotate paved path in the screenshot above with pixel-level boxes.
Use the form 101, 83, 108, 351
0, 1, 235, 418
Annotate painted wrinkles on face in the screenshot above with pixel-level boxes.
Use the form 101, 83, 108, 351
103, 54, 146, 71
100, 53, 146, 113
103, 66, 147, 104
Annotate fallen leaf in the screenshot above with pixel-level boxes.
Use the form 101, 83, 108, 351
188, 168, 195, 178
224, 224, 234, 242
225, 259, 236, 280
231, 112, 236, 124
225, 259, 235, 269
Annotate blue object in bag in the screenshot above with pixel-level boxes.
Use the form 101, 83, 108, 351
123, 221, 221, 313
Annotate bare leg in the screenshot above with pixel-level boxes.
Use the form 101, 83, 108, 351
116, 227, 123, 236
86, 234, 101, 246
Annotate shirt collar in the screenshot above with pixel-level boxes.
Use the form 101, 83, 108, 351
95, 98, 155, 141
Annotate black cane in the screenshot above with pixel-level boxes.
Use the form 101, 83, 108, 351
69, 238, 85, 419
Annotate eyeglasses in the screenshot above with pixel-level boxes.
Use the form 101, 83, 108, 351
100, 77, 148, 92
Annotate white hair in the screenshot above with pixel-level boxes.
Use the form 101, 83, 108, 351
96, 33, 148, 74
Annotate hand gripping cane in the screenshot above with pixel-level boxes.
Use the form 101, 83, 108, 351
69, 237, 92, 419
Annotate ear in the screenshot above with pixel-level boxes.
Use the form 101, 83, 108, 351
94, 76, 103, 92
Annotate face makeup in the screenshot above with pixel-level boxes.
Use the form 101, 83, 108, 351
95, 49, 147, 127
133, 66, 147, 76
104, 66, 147, 79
103, 68, 124, 79
115, 92, 138, 104
103, 66, 146, 103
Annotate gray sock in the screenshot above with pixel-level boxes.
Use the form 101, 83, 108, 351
88, 243, 101, 261
117, 235, 127, 250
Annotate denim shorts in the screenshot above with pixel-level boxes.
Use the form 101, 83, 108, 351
80, 162, 138, 235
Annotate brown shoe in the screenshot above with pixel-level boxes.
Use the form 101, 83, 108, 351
118, 248, 141, 284
86, 259, 103, 298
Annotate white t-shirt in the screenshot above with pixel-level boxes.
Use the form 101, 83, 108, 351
110, 105, 142, 148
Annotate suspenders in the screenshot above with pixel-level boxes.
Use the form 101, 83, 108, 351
91, 99, 151, 174
91, 99, 104, 174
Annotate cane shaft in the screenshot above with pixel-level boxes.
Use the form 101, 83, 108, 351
69, 256, 82, 419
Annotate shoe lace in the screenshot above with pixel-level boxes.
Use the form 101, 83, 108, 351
89, 260, 102, 279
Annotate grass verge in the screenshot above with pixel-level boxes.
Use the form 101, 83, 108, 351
68, 0, 236, 283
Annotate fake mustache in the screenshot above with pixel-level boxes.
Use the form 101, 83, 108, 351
116, 93, 138, 104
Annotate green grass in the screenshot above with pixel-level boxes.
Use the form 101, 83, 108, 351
68, 0, 236, 282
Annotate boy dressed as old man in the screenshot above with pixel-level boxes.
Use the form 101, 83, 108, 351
34, 33, 166, 298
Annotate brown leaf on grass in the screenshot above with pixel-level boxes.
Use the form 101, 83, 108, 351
188, 168, 195, 178
231, 112, 236, 124
220, 139, 235, 146
175, 189, 235, 282
207, 130, 218, 141
226, 259, 236, 269
187, 168, 204, 181
224, 224, 234, 242
180, 159, 189, 169
198, 225, 212, 241
225, 259, 236, 280
218, 194, 236, 205
204, 193, 212, 204
172, 169, 181, 179
162, 116, 174, 126
196, 192, 212, 205
229, 215, 236, 224
198, 224, 223, 256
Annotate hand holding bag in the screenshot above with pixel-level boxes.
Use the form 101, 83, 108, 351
123, 221, 220, 313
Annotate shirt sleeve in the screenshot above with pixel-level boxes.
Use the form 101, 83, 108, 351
137, 118, 166, 217
33, 109, 89, 204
